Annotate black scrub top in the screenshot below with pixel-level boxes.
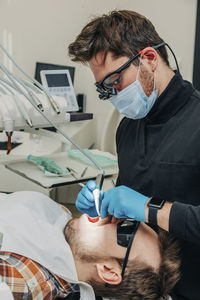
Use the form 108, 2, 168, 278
116, 71, 200, 300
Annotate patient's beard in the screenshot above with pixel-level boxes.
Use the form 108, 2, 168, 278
64, 218, 109, 263
65, 218, 92, 261
65, 219, 80, 254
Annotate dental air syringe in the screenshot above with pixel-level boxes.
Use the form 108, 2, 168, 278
88, 173, 104, 223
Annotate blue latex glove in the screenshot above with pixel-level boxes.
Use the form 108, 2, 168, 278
100, 185, 149, 222
76, 180, 104, 217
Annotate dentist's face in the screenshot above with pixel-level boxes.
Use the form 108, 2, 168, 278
89, 51, 154, 97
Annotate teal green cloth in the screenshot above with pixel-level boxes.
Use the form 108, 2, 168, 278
28, 155, 70, 176
67, 149, 117, 167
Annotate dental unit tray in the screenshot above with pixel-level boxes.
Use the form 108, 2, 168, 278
68, 149, 117, 168
4, 150, 118, 188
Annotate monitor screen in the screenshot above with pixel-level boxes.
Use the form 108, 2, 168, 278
45, 73, 70, 87
35, 62, 75, 85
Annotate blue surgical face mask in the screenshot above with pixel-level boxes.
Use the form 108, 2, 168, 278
109, 67, 158, 120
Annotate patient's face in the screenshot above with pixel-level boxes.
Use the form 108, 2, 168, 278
65, 214, 160, 268
65, 214, 125, 258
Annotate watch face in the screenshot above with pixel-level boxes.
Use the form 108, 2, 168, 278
148, 197, 165, 209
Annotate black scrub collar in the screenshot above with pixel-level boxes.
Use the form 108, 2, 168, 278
145, 71, 195, 124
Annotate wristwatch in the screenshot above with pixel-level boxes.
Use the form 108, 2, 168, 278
147, 197, 166, 225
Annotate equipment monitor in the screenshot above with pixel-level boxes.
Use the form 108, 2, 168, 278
40, 69, 78, 112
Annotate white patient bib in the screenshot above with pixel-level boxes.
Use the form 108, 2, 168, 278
0, 191, 95, 300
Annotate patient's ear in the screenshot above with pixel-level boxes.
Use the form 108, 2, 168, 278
96, 261, 122, 285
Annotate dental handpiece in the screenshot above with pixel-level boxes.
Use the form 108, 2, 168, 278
69, 169, 105, 223
88, 173, 104, 223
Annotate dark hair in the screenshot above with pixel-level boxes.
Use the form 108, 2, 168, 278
68, 10, 169, 66
89, 230, 180, 300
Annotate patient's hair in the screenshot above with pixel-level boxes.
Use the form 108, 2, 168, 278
88, 230, 180, 300
68, 10, 169, 66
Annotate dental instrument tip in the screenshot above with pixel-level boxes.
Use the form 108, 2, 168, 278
26, 118, 33, 128
49, 96, 60, 114
55, 107, 61, 114
37, 104, 44, 111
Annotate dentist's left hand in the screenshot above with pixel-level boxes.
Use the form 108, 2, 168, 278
76, 180, 104, 217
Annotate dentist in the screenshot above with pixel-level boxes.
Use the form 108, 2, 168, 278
69, 10, 200, 300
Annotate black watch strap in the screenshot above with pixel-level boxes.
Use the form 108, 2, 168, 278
147, 197, 166, 225
148, 206, 158, 225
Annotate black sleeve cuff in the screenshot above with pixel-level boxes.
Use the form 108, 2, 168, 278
169, 201, 188, 240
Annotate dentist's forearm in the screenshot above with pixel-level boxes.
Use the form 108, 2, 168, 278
145, 200, 172, 231
145, 199, 200, 245
157, 202, 172, 231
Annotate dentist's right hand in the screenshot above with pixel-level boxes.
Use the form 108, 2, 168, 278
76, 180, 104, 218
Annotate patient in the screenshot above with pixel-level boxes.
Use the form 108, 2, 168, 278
0, 191, 180, 300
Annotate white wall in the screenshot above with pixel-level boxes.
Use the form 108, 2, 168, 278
0, 0, 197, 148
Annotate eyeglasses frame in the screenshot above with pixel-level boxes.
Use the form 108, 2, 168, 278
117, 220, 140, 279
95, 42, 167, 100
